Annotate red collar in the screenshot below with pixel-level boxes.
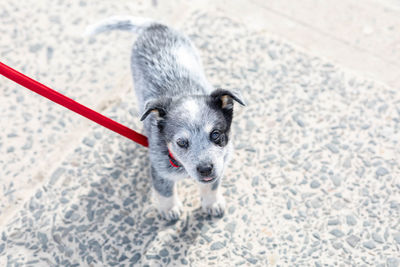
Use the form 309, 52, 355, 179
168, 149, 182, 168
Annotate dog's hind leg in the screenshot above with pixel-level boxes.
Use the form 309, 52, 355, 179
151, 167, 183, 221
199, 180, 226, 217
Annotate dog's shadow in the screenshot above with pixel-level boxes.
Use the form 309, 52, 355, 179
65, 140, 224, 266
135, 207, 223, 266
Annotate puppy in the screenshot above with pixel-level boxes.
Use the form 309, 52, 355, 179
87, 17, 245, 220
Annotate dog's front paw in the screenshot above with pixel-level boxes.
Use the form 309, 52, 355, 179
159, 202, 183, 221
202, 194, 226, 217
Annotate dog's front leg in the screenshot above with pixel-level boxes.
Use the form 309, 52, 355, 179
151, 167, 183, 221
199, 180, 226, 217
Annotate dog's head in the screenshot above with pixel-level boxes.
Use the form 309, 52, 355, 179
140, 89, 245, 184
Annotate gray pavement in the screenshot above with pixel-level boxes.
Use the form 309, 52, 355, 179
1, 0, 400, 266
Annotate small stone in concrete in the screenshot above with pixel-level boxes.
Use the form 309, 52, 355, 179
372, 232, 384, 244
329, 229, 344, 238
224, 222, 236, 234
111, 170, 122, 179
49, 167, 65, 186
326, 143, 339, 154
29, 43, 43, 53
311, 198, 322, 209
159, 248, 169, 257
283, 214, 292, 220
210, 242, 224, 250
123, 198, 133, 206
363, 241, 376, 249
22, 137, 33, 150
247, 257, 258, 264
310, 180, 321, 189
330, 175, 341, 187
118, 254, 128, 262
390, 201, 399, 210
346, 235, 360, 248
393, 233, 400, 244
111, 214, 123, 222
130, 253, 141, 264
94, 132, 102, 139
287, 200, 292, 210
292, 113, 305, 127
252, 176, 259, 187
363, 220, 371, 227
146, 254, 161, 260
376, 167, 389, 176
332, 242, 342, 249
76, 225, 89, 232
346, 215, 357, 226
83, 137, 95, 147
313, 233, 320, 240
124, 216, 135, 226
37, 232, 48, 250
303, 162, 312, 171
384, 228, 390, 241
328, 219, 340, 226
286, 235, 293, 241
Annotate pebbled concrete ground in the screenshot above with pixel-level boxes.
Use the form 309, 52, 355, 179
0, 0, 147, 224
1, 2, 400, 267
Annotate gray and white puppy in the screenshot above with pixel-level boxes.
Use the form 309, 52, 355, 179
87, 17, 245, 221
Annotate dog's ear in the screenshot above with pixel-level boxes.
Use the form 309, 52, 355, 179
140, 98, 171, 121
210, 88, 246, 110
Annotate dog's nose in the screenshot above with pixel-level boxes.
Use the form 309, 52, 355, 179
197, 163, 213, 177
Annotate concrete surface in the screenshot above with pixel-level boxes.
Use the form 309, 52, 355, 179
1, 0, 400, 266
216, 0, 400, 89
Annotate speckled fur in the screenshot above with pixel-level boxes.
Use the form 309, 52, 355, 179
88, 17, 244, 220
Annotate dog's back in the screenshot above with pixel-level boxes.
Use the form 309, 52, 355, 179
132, 24, 211, 103
86, 17, 212, 110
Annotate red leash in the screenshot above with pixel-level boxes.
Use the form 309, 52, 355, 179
0, 61, 149, 147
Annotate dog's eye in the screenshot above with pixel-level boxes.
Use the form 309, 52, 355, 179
176, 138, 189, 148
210, 130, 221, 141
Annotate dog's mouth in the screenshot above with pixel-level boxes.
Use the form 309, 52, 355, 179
199, 176, 216, 183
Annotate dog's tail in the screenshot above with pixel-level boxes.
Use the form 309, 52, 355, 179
85, 16, 155, 37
